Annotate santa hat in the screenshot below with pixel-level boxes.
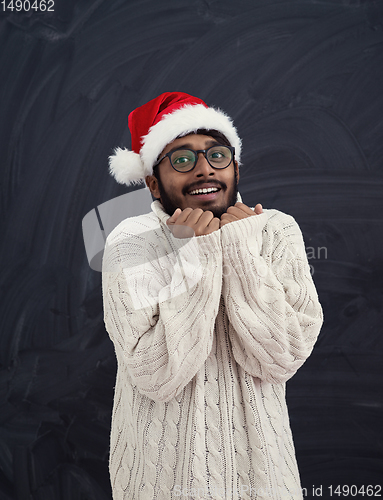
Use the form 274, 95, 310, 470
109, 92, 242, 186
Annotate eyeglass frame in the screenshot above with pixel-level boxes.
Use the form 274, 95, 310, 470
153, 144, 236, 173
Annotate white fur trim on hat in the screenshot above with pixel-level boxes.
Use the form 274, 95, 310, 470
108, 147, 145, 186
140, 104, 242, 176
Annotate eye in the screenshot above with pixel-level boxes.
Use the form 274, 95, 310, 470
171, 150, 195, 166
173, 156, 191, 164
208, 146, 230, 162
210, 151, 225, 159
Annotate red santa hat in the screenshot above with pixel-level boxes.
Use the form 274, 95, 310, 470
109, 92, 242, 186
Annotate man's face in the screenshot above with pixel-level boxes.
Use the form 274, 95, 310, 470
145, 134, 240, 219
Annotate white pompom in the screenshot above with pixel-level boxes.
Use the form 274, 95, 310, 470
108, 147, 146, 186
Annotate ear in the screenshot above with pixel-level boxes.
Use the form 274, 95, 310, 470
234, 160, 240, 183
145, 175, 161, 199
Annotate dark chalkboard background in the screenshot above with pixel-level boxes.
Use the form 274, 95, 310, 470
1, 0, 382, 499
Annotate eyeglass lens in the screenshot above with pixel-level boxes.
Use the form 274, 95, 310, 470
170, 146, 232, 172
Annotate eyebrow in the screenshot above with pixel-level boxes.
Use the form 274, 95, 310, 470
168, 139, 220, 153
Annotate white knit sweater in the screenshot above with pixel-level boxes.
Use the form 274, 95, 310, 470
102, 193, 323, 500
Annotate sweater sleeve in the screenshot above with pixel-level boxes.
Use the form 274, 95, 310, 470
102, 218, 223, 402
220, 210, 323, 383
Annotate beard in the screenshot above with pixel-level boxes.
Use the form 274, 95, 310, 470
155, 169, 239, 219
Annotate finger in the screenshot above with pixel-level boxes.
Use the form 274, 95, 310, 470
175, 207, 194, 224
221, 212, 237, 220
211, 217, 220, 229
221, 213, 238, 223
166, 208, 182, 225
226, 206, 250, 219
197, 210, 214, 226
204, 216, 220, 234
254, 203, 263, 215
220, 213, 237, 228
194, 210, 214, 234
234, 202, 256, 216
183, 208, 205, 226
220, 218, 232, 227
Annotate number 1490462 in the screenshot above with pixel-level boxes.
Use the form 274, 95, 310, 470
1, 0, 54, 11
328, 485, 381, 497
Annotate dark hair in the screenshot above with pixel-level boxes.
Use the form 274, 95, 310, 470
152, 129, 231, 180
194, 129, 232, 147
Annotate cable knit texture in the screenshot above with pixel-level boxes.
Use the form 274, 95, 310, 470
102, 193, 323, 500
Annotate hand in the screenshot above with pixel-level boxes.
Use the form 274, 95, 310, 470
166, 207, 220, 238
220, 202, 263, 228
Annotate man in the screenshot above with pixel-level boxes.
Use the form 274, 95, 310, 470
103, 92, 323, 499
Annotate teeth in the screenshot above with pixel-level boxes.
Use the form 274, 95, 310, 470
189, 187, 219, 195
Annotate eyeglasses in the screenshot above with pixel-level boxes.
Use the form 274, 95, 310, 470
154, 145, 235, 173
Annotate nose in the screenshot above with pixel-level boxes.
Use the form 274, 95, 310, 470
194, 152, 215, 176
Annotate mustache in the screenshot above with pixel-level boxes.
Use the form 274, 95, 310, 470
184, 181, 226, 194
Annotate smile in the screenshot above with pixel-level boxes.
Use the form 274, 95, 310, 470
188, 187, 221, 195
